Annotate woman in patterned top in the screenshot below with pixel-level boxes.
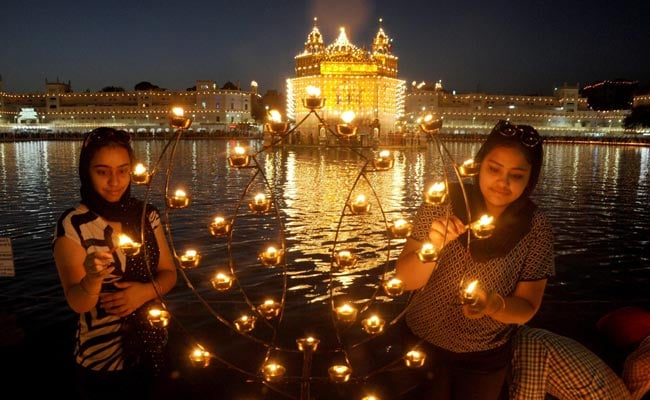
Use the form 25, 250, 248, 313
395, 120, 555, 399
53, 127, 177, 399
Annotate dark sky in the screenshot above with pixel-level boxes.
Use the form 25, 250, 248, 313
2, 0, 649, 96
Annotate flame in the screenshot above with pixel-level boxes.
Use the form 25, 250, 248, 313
133, 163, 147, 175
465, 280, 479, 296
306, 85, 321, 97
341, 110, 355, 124
172, 107, 184, 117
269, 109, 282, 122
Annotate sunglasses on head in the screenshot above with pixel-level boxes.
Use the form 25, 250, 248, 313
83, 128, 131, 148
493, 120, 542, 148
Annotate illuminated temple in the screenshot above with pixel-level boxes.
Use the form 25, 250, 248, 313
285, 18, 406, 141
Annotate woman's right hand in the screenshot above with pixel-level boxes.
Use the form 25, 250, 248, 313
428, 215, 467, 249
83, 251, 115, 279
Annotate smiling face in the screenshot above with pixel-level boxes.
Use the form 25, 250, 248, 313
478, 145, 532, 217
89, 145, 132, 203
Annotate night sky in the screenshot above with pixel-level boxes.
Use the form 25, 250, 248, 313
2, 0, 649, 96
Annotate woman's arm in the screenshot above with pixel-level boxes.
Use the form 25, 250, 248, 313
464, 279, 548, 324
54, 236, 115, 313
395, 214, 466, 290
102, 224, 177, 317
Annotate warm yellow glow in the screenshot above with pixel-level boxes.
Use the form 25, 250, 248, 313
133, 163, 147, 175
341, 110, 355, 124
269, 109, 282, 122
172, 107, 184, 117
174, 189, 187, 198
306, 85, 321, 97
465, 280, 479, 296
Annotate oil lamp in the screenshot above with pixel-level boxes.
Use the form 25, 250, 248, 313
189, 346, 211, 368
404, 349, 426, 368
265, 109, 289, 135
335, 302, 358, 323
424, 182, 447, 205
302, 85, 324, 110
233, 314, 256, 333
259, 245, 284, 266
419, 113, 443, 134
257, 299, 281, 319
349, 194, 370, 214
147, 306, 170, 328
334, 249, 357, 268
296, 336, 320, 352
417, 242, 439, 263
372, 149, 394, 170
210, 271, 233, 291
261, 362, 286, 382
461, 279, 480, 306
388, 218, 412, 238
469, 214, 495, 239
131, 163, 151, 185
249, 193, 271, 213
208, 216, 232, 237
167, 189, 190, 209
178, 249, 200, 269
458, 159, 480, 177
117, 233, 141, 256
336, 110, 358, 138
170, 107, 192, 130
361, 314, 385, 335
228, 145, 250, 168
382, 277, 405, 297
328, 364, 352, 383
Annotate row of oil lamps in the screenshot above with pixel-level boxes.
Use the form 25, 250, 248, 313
128, 107, 494, 398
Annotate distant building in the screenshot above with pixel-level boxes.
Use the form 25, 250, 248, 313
0, 78, 258, 135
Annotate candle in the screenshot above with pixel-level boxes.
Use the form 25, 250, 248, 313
296, 336, 320, 352
362, 314, 385, 335
259, 245, 283, 266
257, 299, 281, 319
249, 193, 271, 213
335, 303, 358, 323
210, 271, 233, 291
419, 113, 442, 133
424, 182, 447, 205
458, 159, 480, 176
228, 145, 250, 168
167, 189, 190, 208
178, 249, 200, 269
233, 314, 256, 333
372, 149, 394, 170
417, 243, 439, 263
189, 346, 211, 368
117, 233, 141, 256
389, 218, 412, 238
209, 216, 232, 237
350, 194, 370, 214
147, 307, 170, 328
336, 111, 357, 137
470, 214, 495, 239
131, 163, 150, 185
304, 86, 323, 109
462, 279, 480, 305
404, 349, 426, 368
334, 250, 357, 268
261, 362, 286, 382
382, 277, 405, 297
328, 364, 352, 382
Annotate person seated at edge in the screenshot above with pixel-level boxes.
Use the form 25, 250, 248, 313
395, 120, 555, 400
53, 127, 177, 399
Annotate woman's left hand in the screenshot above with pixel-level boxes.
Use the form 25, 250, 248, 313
100, 281, 149, 317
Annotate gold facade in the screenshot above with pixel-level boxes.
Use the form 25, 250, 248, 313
286, 18, 405, 140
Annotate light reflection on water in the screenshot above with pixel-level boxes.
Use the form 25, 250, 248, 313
1, 139, 649, 327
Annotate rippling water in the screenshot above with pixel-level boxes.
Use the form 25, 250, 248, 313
1, 138, 649, 383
